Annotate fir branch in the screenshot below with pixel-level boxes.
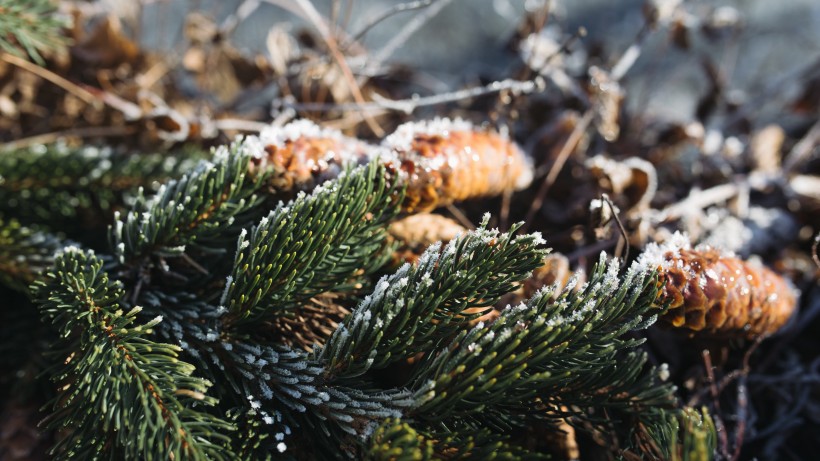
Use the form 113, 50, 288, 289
107, 141, 270, 303
204, 338, 415, 458
143, 290, 414, 458
409, 255, 674, 426
110, 140, 266, 264
0, 143, 204, 236
223, 160, 401, 325
0, 216, 65, 291
367, 419, 544, 461
31, 247, 234, 460
317, 217, 547, 378
637, 407, 717, 461
366, 418, 433, 461
0, 0, 67, 64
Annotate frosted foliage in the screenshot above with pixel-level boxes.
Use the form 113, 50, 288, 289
528, 231, 546, 246
57, 245, 87, 257
602, 253, 621, 291
213, 144, 230, 163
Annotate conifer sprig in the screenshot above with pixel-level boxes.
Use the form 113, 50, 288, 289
223, 161, 401, 325
0, 144, 203, 236
31, 247, 233, 460
410, 255, 674, 428
0, 0, 67, 64
0, 217, 65, 291
110, 141, 267, 265
317, 217, 548, 379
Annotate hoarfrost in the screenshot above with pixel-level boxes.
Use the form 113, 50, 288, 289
530, 231, 546, 246
219, 276, 233, 305
382, 117, 474, 151
658, 363, 670, 381
260, 381, 273, 400
635, 231, 692, 272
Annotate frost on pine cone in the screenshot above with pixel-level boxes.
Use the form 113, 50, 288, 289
640, 234, 797, 339
249, 118, 534, 214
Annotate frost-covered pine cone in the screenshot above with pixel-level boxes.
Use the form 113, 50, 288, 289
249, 118, 534, 213
380, 118, 533, 213
639, 233, 797, 339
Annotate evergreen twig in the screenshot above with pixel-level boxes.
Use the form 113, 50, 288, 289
31, 247, 234, 460
0, 0, 67, 64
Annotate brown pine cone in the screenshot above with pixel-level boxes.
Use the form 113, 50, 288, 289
380, 118, 534, 213
387, 213, 467, 265
639, 234, 797, 339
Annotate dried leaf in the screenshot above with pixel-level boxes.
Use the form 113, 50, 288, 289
72, 16, 139, 68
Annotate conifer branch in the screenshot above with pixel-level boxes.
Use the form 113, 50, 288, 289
367, 418, 434, 461
0, 143, 204, 234
31, 247, 234, 460
110, 141, 268, 265
367, 419, 544, 460
0, 0, 67, 65
318, 217, 547, 378
639, 407, 717, 461
409, 255, 674, 427
0, 217, 65, 291
223, 160, 401, 325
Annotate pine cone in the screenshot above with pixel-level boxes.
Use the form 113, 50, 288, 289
640, 234, 797, 339
272, 292, 350, 351
381, 118, 534, 213
387, 213, 467, 265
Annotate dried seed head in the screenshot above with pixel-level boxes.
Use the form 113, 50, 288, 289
638, 234, 797, 339
381, 118, 534, 213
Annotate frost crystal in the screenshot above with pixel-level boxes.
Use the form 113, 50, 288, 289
530, 231, 546, 246
237, 229, 250, 250
219, 275, 233, 306
635, 231, 692, 272
260, 119, 344, 148
658, 363, 670, 381
260, 381, 273, 400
